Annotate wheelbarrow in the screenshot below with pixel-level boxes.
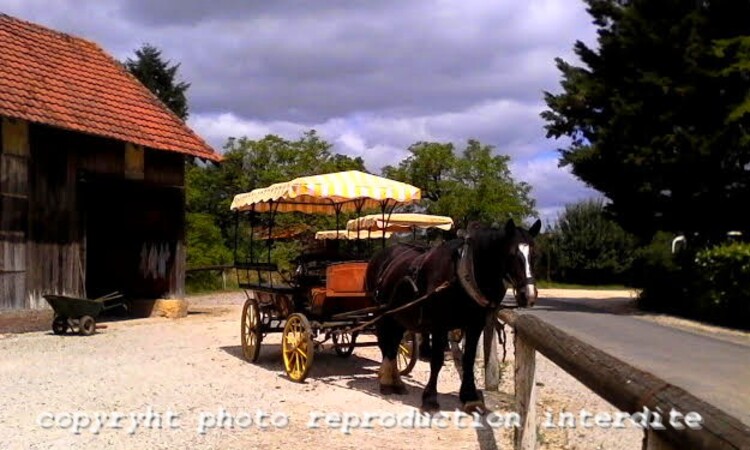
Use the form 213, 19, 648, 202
43, 292, 125, 336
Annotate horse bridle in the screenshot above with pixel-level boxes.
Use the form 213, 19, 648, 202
504, 273, 535, 297
503, 245, 536, 304
457, 233, 536, 309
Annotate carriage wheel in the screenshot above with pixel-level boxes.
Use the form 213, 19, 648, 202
79, 316, 96, 336
332, 330, 357, 358
397, 331, 418, 376
52, 316, 68, 335
282, 313, 314, 382
241, 297, 262, 362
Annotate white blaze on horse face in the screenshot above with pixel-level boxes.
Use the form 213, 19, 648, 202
518, 244, 532, 278
518, 243, 535, 298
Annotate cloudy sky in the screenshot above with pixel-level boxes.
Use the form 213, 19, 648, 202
2, 0, 602, 225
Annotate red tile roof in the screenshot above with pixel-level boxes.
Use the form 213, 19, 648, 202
0, 14, 220, 161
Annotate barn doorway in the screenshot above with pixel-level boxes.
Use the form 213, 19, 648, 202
80, 176, 184, 301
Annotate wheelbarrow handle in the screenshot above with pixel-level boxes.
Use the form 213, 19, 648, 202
96, 291, 123, 301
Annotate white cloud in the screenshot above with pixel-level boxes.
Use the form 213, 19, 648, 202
5, 0, 602, 217
510, 156, 604, 224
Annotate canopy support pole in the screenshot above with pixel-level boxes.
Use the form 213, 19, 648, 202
233, 211, 239, 263
248, 205, 256, 263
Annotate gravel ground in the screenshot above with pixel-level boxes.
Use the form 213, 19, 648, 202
0, 290, 644, 450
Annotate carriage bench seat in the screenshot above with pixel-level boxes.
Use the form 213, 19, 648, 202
310, 261, 374, 317
325, 261, 369, 297
235, 261, 297, 293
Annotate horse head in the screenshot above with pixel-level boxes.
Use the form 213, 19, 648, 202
457, 218, 541, 309
503, 218, 541, 307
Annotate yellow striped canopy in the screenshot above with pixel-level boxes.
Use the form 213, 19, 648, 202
346, 213, 454, 232
314, 229, 392, 240
230, 170, 421, 213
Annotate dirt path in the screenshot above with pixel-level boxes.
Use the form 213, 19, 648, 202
0, 293, 511, 450
0, 291, 653, 449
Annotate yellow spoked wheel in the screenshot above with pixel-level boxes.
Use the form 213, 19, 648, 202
282, 313, 314, 382
397, 331, 418, 376
241, 297, 262, 362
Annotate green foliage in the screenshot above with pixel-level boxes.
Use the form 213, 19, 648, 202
270, 241, 303, 275
544, 199, 637, 284
186, 130, 365, 247
693, 241, 750, 326
630, 231, 679, 286
185, 213, 233, 291
186, 132, 537, 290
186, 213, 233, 267
185, 130, 366, 273
382, 139, 537, 228
542, 0, 750, 240
124, 43, 190, 120
637, 239, 750, 330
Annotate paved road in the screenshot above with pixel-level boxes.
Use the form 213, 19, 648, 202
515, 295, 750, 427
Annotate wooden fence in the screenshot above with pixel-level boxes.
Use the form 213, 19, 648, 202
185, 264, 234, 290
492, 309, 750, 450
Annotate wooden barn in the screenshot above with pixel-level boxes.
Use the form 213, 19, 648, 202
0, 14, 221, 313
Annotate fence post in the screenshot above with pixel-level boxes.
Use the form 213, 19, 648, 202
642, 430, 679, 450
221, 268, 227, 290
484, 315, 500, 390
515, 332, 537, 450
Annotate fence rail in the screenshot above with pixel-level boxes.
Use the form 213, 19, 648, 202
497, 309, 750, 450
185, 264, 234, 289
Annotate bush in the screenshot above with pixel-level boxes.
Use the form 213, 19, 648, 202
543, 199, 637, 285
186, 213, 233, 292
636, 238, 750, 330
693, 242, 750, 328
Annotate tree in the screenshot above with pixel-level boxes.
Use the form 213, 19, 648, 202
185, 130, 366, 259
542, 0, 750, 242
383, 140, 536, 228
545, 199, 637, 284
125, 43, 190, 120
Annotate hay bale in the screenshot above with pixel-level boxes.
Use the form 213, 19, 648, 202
128, 299, 188, 319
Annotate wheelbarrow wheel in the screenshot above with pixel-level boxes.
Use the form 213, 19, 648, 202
79, 315, 96, 336
52, 316, 68, 335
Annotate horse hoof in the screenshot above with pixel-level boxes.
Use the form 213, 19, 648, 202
380, 384, 407, 395
462, 401, 489, 415
421, 400, 440, 413
392, 384, 408, 395
380, 384, 396, 395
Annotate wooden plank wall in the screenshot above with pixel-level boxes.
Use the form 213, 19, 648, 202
146, 150, 186, 299
0, 118, 29, 310
25, 124, 86, 308
1, 120, 188, 310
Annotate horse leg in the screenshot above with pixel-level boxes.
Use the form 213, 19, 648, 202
459, 321, 488, 414
419, 332, 432, 361
421, 329, 446, 412
376, 317, 408, 395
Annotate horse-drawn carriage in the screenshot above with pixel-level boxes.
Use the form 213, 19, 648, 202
231, 170, 436, 382
231, 169, 543, 414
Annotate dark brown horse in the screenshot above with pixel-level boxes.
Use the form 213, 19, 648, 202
365, 218, 541, 413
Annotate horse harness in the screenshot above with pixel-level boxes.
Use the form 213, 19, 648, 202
348, 236, 499, 334
375, 235, 499, 311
